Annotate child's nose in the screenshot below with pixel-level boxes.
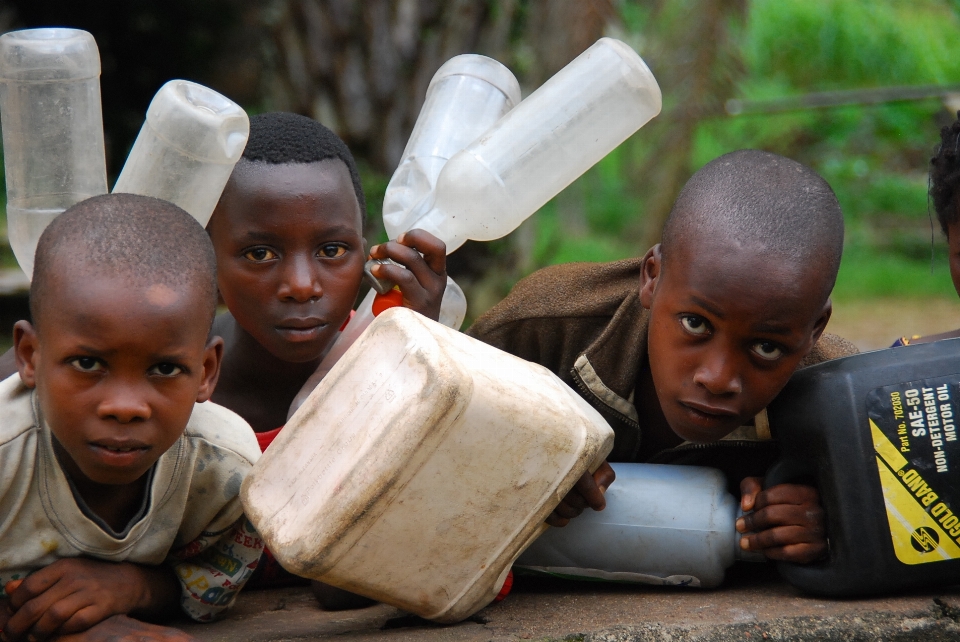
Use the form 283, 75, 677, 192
279, 254, 324, 302
692, 349, 743, 396
97, 380, 152, 423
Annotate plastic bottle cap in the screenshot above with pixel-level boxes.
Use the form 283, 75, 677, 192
372, 287, 404, 316
494, 570, 514, 603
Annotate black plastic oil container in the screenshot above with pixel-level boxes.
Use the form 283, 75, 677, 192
766, 338, 960, 596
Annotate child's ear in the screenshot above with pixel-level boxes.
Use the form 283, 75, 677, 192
639, 244, 662, 309
13, 320, 39, 388
810, 298, 833, 345
196, 336, 224, 403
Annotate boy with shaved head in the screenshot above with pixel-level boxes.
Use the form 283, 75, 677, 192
469, 150, 857, 564
0, 194, 261, 641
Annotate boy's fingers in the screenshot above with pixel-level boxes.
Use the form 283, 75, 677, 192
753, 483, 819, 511
398, 229, 447, 274
25, 593, 92, 641
753, 541, 828, 564
574, 469, 606, 512
546, 513, 571, 528
740, 477, 763, 511
593, 461, 615, 493
739, 503, 824, 534
552, 499, 586, 520
741, 524, 823, 551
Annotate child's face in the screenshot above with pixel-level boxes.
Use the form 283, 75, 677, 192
207, 159, 366, 363
14, 274, 222, 487
640, 238, 830, 443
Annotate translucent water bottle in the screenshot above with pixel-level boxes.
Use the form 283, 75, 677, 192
401, 37, 661, 253
382, 54, 521, 239
515, 463, 764, 588
0, 28, 107, 278
113, 79, 249, 227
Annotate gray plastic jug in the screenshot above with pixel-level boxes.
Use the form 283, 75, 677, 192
516, 463, 763, 587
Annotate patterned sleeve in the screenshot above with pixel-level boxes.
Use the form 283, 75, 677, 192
166, 516, 264, 622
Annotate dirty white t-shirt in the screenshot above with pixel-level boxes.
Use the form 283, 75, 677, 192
0, 375, 263, 622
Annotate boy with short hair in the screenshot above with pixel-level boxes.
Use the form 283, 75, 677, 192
207, 111, 447, 438
0, 194, 262, 640
206, 112, 446, 603
468, 150, 858, 564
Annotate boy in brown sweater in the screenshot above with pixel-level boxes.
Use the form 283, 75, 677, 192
468, 150, 857, 565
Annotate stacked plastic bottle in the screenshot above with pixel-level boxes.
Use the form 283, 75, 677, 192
0, 28, 108, 278
113, 79, 249, 227
395, 37, 662, 252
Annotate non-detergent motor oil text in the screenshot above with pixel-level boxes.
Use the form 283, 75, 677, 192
767, 338, 960, 595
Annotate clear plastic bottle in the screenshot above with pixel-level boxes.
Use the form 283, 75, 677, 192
0, 28, 107, 278
113, 79, 249, 227
402, 37, 662, 253
382, 54, 521, 239
515, 464, 764, 588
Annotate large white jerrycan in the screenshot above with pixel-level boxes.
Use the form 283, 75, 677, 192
515, 463, 764, 588
241, 307, 614, 623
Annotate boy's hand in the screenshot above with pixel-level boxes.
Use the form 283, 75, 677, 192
547, 461, 615, 527
368, 230, 447, 322
55, 615, 196, 642
2, 559, 178, 641
737, 477, 827, 564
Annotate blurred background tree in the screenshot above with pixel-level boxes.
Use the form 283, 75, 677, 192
2, 0, 960, 343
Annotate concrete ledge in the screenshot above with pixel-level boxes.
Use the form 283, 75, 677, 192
183, 566, 960, 641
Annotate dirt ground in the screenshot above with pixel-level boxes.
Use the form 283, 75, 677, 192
828, 297, 960, 351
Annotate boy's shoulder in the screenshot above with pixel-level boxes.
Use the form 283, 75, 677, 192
0, 374, 35, 446
181, 400, 261, 469
469, 258, 644, 332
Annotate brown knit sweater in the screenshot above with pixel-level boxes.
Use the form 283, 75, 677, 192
467, 258, 859, 481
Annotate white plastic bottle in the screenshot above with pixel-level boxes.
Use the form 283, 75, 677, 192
0, 28, 108, 278
400, 37, 662, 253
515, 463, 765, 588
382, 54, 521, 239
113, 79, 249, 227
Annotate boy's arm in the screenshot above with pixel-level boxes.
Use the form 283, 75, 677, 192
167, 516, 263, 622
1, 560, 181, 641
54, 615, 196, 642
736, 477, 827, 563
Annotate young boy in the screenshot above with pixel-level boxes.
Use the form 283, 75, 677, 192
205, 112, 446, 602
0, 194, 262, 640
206, 112, 447, 438
468, 150, 858, 565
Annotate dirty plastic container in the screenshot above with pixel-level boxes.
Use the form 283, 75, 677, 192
382, 54, 521, 239
0, 28, 107, 278
243, 307, 615, 623
516, 463, 764, 588
393, 37, 662, 252
113, 79, 249, 226
767, 338, 960, 596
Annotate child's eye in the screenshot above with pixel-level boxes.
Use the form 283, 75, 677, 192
149, 363, 184, 377
69, 357, 104, 373
680, 315, 710, 336
751, 341, 783, 361
243, 248, 278, 262
318, 244, 347, 259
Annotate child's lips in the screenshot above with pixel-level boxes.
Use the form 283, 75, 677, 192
276, 318, 327, 342
88, 440, 151, 467
678, 400, 740, 429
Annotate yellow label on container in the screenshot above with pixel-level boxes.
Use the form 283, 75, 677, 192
867, 375, 960, 566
